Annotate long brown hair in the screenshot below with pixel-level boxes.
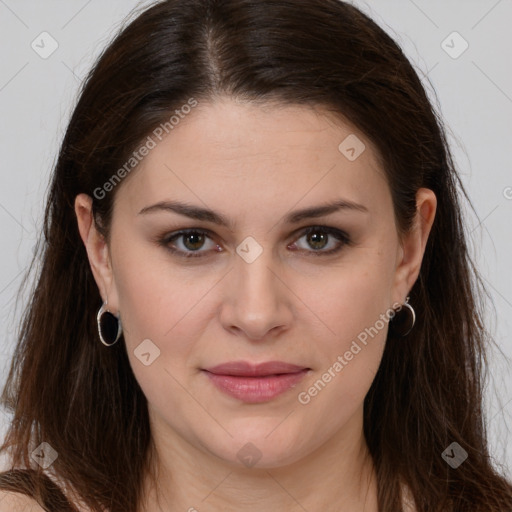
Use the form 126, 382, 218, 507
1, 1, 511, 510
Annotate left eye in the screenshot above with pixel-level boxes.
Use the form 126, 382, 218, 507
160, 226, 350, 258
291, 226, 350, 255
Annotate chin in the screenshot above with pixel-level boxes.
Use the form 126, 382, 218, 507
204, 428, 310, 470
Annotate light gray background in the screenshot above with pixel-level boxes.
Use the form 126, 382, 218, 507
0, 0, 511, 476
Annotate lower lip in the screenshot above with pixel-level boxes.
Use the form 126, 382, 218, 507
203, 369, 309, 403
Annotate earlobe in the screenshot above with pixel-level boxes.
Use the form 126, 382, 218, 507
74, 194, 116, 306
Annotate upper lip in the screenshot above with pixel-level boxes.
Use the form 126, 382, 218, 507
203, 361, 309, 377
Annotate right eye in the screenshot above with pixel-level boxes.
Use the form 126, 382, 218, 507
159, 229, 222, 258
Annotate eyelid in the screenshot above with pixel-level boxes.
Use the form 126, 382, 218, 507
158, 225, 351, 258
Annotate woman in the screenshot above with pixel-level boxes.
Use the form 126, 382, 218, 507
0, 0, 511, 511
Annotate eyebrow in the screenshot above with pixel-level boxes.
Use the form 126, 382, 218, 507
138, 198, 369, 228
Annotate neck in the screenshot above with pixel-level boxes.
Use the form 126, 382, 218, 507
140, 407, 378, 512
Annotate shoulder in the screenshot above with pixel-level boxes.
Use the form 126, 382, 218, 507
0, 490, 46, 511
0, 466, 82, 511
401, 482, 417, 512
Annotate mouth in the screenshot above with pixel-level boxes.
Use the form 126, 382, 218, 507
201, 361, 311, 403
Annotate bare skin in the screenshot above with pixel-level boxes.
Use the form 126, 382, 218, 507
75, 98, 435, 511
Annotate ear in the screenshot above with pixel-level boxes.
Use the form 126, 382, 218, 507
74, 194, 119, 312
392, 188, 437, 305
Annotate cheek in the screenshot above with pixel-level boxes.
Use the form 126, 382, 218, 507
112, 234, 216, 338
294, 281, 390, 426
113, 256, 210, 421
294, 245, 395, 402
299, 245, 396, 350
111, 245, 212, 377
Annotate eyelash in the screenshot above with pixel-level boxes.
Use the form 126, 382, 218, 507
157, 226, 351, 259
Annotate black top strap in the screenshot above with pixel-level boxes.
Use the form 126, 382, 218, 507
0, 469, 77, 511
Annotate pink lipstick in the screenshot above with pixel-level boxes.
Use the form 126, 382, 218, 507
202, 361, 310, 403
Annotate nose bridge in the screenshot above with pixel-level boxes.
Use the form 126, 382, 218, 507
235, 243, 280, 307
221, 239, 291, 339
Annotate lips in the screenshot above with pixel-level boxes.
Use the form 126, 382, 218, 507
204, 360, 308, 377
202, 361, 310, 403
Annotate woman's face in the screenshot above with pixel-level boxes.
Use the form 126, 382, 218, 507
78, 98, 435, 469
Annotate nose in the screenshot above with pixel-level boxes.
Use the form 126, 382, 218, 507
219, 248, 293, 341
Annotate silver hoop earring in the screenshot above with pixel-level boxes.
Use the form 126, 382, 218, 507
97, 301, 123, 346
390, 296, 416, 337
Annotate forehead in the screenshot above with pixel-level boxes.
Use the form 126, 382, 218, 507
154, 99, 374, 163
116, 99, 389, 221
